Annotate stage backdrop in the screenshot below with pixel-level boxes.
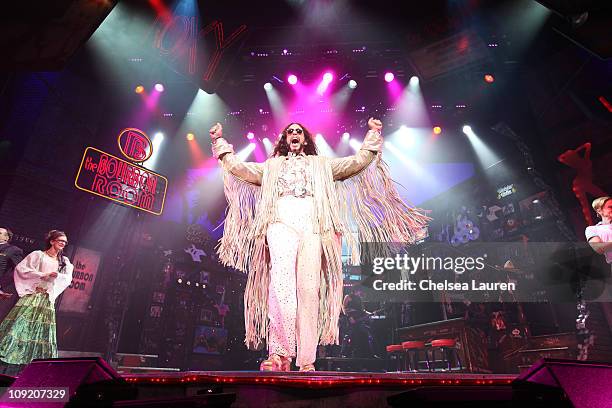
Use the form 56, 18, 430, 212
59, 247, 102, 313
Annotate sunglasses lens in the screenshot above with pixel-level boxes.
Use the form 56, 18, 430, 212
288, 128, 302, 135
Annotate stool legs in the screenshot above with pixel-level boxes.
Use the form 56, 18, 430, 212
443, 347, 451, 371
430, 347, 462, 372
455, 348, 462, 371
387, 352, 403, 372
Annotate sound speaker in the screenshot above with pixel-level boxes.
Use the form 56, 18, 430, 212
516, 358, 612, 408
0, 357, 134, 407
0, 373, 15, 387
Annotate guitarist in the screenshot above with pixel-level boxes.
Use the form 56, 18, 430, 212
341, 293, 376, 358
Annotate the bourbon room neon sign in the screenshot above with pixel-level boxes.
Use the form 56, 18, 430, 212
75, 128, 168, 215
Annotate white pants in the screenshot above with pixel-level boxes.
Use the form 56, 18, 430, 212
266, 196, 321, 367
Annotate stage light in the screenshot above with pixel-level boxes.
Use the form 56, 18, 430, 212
384, 72, 395, 83
287, 74, 298, 85
409, 76, 419, 86
144, 132, 165, 169
264, 82, 273, 91
262, 137, 273, 155
246, 132, 255, 140
342, 132, 350, 140
462, 125, 473, 135
348, 80, 357, 89
134, 85, 144, 94
349, 139, 362, 151
317, 72, 334, 94
186, 133, 195, 141
433, 126, 442, 135
484, 74, 495, 83
315, 133, 336, 157
154, 83, 165, 92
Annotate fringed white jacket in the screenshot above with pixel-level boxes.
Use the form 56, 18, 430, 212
212, 130, 430, 349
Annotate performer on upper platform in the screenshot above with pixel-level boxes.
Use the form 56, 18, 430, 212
586, 196, 612, 263
0, 227, 23, 300
210, 118, 429, 372
0, 230, 73, 370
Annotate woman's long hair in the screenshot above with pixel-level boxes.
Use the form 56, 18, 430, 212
271, 122, 319, 157
44, 230, 67, 272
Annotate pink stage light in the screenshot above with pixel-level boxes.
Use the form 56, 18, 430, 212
384, 72, 395, 83
246, 132, 255, 140
154, 83, 165, 92
317, 71, 334, 94
287, 74, 298, 85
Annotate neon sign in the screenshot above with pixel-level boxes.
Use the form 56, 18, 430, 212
117, 128, 153, 162
75, 146, 168, 216
152, 16, 247, 93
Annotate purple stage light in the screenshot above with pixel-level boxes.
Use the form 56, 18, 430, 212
323, 72, 333, 82
288, 74, 298, 85
384, 72, 395, 83
247, 132, 255, 140
154, 83, 165, 92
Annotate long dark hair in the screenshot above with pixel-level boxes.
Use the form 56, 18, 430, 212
45, 230, 67, 272
271, 122, 319, 157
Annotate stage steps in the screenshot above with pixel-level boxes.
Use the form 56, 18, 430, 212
504, 333, 577, 373
585, 303, 612, 362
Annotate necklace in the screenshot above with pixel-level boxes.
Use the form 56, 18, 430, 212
45, 250, 58, 259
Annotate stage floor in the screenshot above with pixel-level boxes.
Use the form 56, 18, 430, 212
122, 369, 517, 385
115, 371, 522, 407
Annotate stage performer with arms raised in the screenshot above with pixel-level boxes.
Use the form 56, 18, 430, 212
210, 118, 429, 372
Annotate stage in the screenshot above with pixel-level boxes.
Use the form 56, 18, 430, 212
122, 371, 517, 407
3, 357, 608, 407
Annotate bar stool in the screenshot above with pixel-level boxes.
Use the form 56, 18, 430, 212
427, 338, 462, 372
385, 344, 404, 372
401, 341, 429, 372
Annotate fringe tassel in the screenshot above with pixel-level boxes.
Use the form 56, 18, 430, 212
221, 158, 283, 349
216, 170, 261, 273
243, 235, 269, 350
318, 233, 343, 345
336, 154, 431, 264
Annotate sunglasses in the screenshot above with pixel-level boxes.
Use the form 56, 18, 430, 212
286, 128, 303, 135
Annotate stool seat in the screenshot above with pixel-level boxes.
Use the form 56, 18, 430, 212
401, 341, 425, 350
386, 344, 403, 353
427, 338, 462, 372
431, 338, 456, 348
